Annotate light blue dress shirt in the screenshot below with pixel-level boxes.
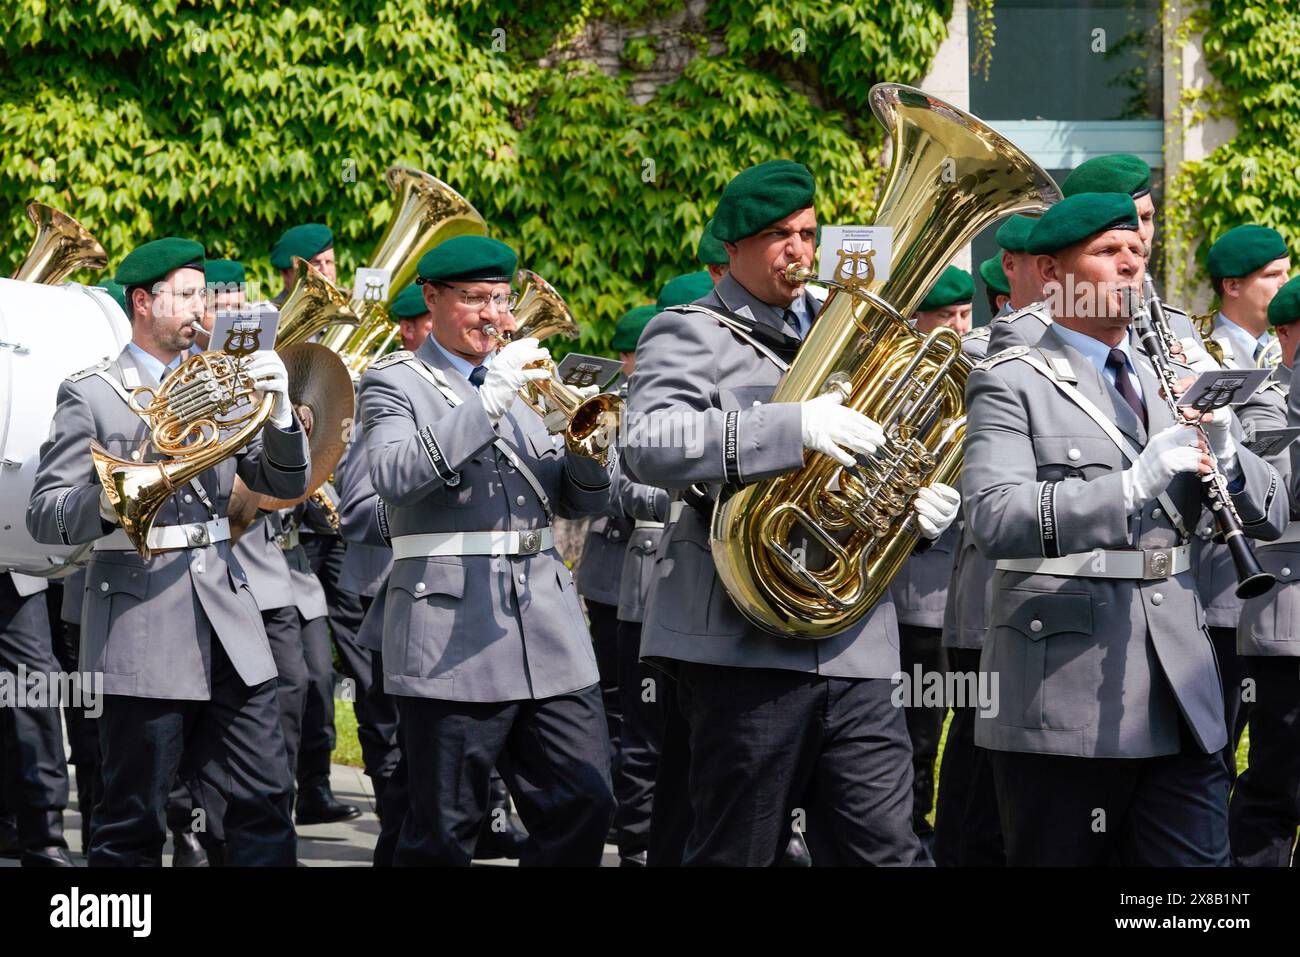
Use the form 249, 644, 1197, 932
1051, 322, 1145, 402
1214, 312, 1271, 366
125, 342, 183, 386
430, 335, 495, 384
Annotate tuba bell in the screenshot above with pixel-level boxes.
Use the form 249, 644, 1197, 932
322, 167, 487, 363
275, 256, 360, 347
709, 83, 1061, 639
13, 203, 108, 284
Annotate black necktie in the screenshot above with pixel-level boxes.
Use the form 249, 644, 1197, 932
783, 308, 804, 341
1106, 348, 1146, 428
468, 365, 487, 389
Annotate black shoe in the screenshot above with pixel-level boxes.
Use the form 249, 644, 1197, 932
474, 816, 528, 860
619, 850, 647, 867
172, 830, 209, 867
0, 816, 19, 859
295, 785, 362, 825
777, 831, 812, 867
21, 845, 75, 867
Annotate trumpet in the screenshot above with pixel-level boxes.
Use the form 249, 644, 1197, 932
1131, 277, 1274, 599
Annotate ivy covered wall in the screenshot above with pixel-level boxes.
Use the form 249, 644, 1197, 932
0, 0, 953, 352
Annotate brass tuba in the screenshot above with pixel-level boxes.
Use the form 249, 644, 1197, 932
709, 83, 1060, 639
322, 167, 487, 366
92, 351, 272, 560
13, 203, 107, 284
276, 256, 360, 347
484, 270, 623, 463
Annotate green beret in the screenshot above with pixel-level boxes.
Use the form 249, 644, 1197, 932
97, 280, 128, 312
270, 223, 333, 270
697, 220, 728, 265
918, 266, 974, 311
417, 236, 517, 284
205, 259, 245, 286
611, 304, 659, 352
1026, 192, 1138, 255
114, 237, 205, 287
390, 283, 429, 319
1207, 224, 1288, 279
712, 160, 816, 243
656, 271, 714, 309
978, 256, 1010, 295
1267, 275, 1300, 328
1061, 153, 1151, 199
995, 215, 1037, 253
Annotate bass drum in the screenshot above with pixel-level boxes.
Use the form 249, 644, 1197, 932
0, 279, 130, 576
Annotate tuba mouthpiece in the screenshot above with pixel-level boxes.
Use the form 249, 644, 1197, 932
783, 262, 814, 284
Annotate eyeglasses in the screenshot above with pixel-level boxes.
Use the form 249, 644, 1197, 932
436, 284, 517, 312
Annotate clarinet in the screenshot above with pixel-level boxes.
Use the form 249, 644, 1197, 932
1130, 277, 1275, 599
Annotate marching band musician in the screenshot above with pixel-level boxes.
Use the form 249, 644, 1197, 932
27, 238, 311, 867
979, 255, 1011, 318
1231, 274, 1300, 867
624, 159, 961, 866
963, 194, 1287, 866
358, 235, 615, 866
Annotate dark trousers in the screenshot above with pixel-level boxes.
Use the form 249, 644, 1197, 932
301, 534, 386, 788
676, 662, 921, 867
990, 734, 1231, 866
1209, 625, 1247, 782
90, 639, 296, 867
612, 619, 664, 857
1228, 655, 1300, 866
295, 612, 333, 790
898, 624, 946, 838
0, 576, 69, 849
393, 684, 614, 866
371, 642, 408, 868
263, 605, 308, 780
357, 594, 402, 788
53, 619, 101, 846
585, 600, 622, 764
932, 647, 1004, 867
646, 669, 692, 866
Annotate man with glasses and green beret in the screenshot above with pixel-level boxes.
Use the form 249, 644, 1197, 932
359, 234, 615, 865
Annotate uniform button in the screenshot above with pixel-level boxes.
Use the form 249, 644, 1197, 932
415, 582, 426, 593
517, 573, 526, 585
752, 400, 761, 407
1067, 448, 1081, 461
183, 493, 194, 503
515, 495, 526, 506
1029, 619, 1043, 633
1152, 592, 1164, 606
1283, 567, 1292, 577
1152, 507, 1162, 519
610, 530, 620, 540
642, 538, 654, 551
99, 582, 109, 592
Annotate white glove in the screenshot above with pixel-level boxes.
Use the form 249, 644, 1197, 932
244, 351, 293, 429
1192, 407, 1238, 477
1122, 423, 1204, 511
799, 391, 885, 468
914, 482, 961, 540
480, 337, 552, 422
99, 488, 120, 525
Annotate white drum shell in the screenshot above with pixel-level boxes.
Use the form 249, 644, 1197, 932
0, 279, 130, 576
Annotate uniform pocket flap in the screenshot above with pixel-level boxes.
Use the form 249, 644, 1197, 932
1030, 435, 1118, 468
526, 429, 563, 459
391, 558, 465, 599
995, 587, 1091, 641
87, 561, 149, 600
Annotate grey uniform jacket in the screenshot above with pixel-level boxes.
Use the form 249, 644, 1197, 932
276, 508, 329, 621
337, 410, 393, 653
964, 324, 1286, 758
611, 462, 671, 624
231, 512, 295, 611
623, 272, 900, 677
359, 336, 612, 702
575, 513, 633, 607
26, 346, 311, 700
1237, 364, 1300, 656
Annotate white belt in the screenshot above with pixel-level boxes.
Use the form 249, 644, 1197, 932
94, 518, 231, 552
277, 527, 301, 551
634, 520, 664, 529
668, 501, 684, 524
391, 528, 554, 560
996, 544, 1192, 581
1269, 522, 1300, 545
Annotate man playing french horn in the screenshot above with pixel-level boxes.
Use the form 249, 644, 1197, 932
27, 237, 311, 867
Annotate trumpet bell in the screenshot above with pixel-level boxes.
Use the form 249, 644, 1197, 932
14, 203, 107, 284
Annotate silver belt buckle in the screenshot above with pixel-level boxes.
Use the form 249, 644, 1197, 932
1143, 547, 1173, 580
518, 531, 542, 555
188, 523, 211, 547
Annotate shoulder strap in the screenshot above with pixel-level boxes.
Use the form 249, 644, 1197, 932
999, 350, 1189, 538
396, 354, 554, 521
668, 304, 791, 373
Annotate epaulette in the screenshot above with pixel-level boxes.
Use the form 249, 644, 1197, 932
66, 358, 113, 382
963, 326, 992, 342
1163, 302, 1190, 319
1260, 379, 1289, 399
368, 350, 414, 371
994, 302, 1051, 326
973, 345, 1029, 370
